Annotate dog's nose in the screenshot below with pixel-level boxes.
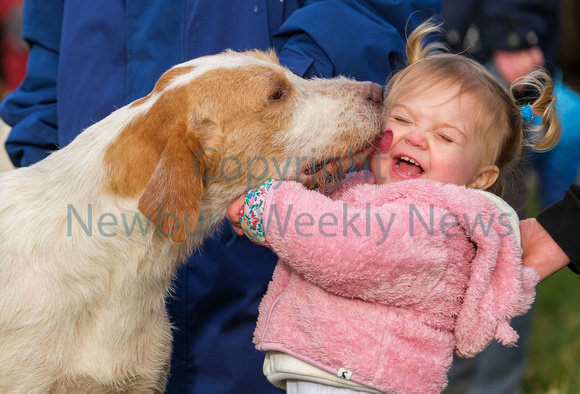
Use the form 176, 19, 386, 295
367, 82, 384, 103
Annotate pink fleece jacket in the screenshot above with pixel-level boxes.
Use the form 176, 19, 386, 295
243, 175, 539, 394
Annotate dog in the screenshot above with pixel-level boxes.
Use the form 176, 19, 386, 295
0, 50, 384, 393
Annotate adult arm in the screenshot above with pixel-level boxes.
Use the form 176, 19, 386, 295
275, 0, 441, 83
523, 184, 580, 279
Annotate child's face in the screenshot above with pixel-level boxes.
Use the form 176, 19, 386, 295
371, 84, 496, 189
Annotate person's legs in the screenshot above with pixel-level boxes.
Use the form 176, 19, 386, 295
445, 312, 533, 394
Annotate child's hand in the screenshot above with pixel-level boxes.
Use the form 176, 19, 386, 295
227, 195, 246, 236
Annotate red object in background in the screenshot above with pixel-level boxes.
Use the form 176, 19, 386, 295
0, 0, 28, 92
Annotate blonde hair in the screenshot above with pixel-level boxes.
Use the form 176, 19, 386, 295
385, 19, 561, 196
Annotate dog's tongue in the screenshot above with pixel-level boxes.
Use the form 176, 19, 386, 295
376, 129, 393, 153
399, 160, 423, 176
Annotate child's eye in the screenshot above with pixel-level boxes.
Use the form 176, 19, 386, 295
436, 133, 453, 143
391, 115, 410, 124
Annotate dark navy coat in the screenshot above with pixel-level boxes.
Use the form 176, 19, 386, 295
0, 1, 440, 392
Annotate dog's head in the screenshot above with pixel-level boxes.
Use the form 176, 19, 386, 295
105, 50, 384, 242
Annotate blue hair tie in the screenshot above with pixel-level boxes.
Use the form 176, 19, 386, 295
520, 105, 533, 123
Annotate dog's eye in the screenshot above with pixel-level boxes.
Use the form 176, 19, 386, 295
270, 88, 284, 100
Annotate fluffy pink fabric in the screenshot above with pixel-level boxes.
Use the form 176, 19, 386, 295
254, 175, 539, 393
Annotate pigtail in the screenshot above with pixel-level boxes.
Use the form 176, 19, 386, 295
405, 17, 446, 64
511, 69, 561, 152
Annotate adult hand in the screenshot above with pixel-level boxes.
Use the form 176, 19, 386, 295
520, 218, 570, 281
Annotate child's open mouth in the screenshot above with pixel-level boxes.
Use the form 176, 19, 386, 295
395, 155, 424, 176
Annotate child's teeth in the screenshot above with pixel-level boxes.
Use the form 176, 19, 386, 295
401, 156, 416, 165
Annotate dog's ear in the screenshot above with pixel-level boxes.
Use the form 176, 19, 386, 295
138, 119, 221, 243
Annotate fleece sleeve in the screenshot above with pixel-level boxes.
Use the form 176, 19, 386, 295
240, 173, 375, 245
248, 180, 480, 304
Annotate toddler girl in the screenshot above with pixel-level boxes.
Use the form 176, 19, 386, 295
227, 20, 560, 394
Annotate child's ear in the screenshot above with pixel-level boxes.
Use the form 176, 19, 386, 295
468, 165, 499, 190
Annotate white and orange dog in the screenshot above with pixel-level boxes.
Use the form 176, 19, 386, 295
0, 50, 384, 392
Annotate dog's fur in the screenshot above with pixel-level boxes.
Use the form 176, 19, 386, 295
0, 50, 384, 392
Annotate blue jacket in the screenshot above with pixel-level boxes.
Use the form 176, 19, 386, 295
0, 1, 439, 392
